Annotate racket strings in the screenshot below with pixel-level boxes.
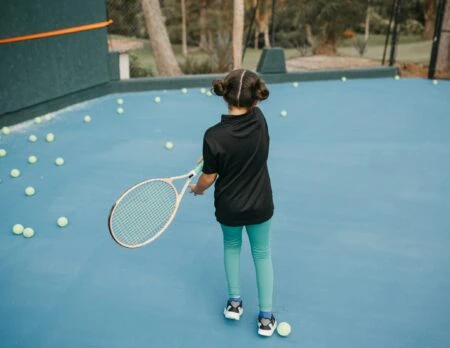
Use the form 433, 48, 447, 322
110, 180, 178, 247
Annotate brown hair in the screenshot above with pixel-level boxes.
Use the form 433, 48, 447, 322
212, 69, 269, 108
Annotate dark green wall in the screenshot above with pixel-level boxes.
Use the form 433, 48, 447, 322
0, 0, 110, 116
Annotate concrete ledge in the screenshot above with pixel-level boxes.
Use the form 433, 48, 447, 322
0, 67, 398, 127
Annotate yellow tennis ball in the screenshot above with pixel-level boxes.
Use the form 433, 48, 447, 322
83, 115, 92, 123
277, 322, 291, 337
0, 148, 7, 157
25, 186, 36, 196
23, 227, 35, 238
10, 169, 21, 178
57, 216, 69, 227
280, 110, 288, 117
117, 107, 124, 114
46, 133, 55, 142
117, 98, 124, 105
165, 141, 174, 150
34, 117, 42, 124
12, 224, 24, 235
28, 155, 38, 164
181, 88, 188, 94
1, 126, 11, 135
28, 134, 37, 142
154, 96, 161, 103
55, 157, 65, 166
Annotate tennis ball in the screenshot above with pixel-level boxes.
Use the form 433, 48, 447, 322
117, 107, 124, 114
165, 141, 174, 150
277, 322, 291, 337
34, 117, 42, 124
117, 98, 124, 105
0, 148, 7, 157
1, 126, 11, 135
28, 134, 37, 142
280, 110, 288, 117
432, 79, 439, 85
395, 75, 400, 80
206, 91, 213, 97
23, 227, 34, 238
57, 216, 69, 227
181, 88, 188, 94
44, 114, 52, 121
28, 155, 37, 164
83, 115, 92, 123
25, 186, 36, 196
200, 88, 207, 94
154, 96, 161, 103
293, 82, 299, 87
12, 224, 24, 235
10, 169, 21, 178
341, 76, 347, 82
45, 133, 55, 142
55, 157, 65, 166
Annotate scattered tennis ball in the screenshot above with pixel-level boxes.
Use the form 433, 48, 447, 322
12, 224, 24, 235
117, 107, 124, 114
0, 148, 7, 157
44, 114, 52, 121
293, 82, 299, 87
23, 227, 34, 238
206, 91, 213, 96
165, 141, 174, 150
341, 76, 347, 82
55, 157, 65, 166
181, 88, 188, 94
200, 88, 207, 94
10, 169, 21, 178
28, 134, 37, 142
34, 117, 42, 124
45, 133, 55, 142
83, 115, 92, 123
280, 110, 288, 117
154, 96, 161, 103
277, 322, 291, 337
1, 126, 10, 135
432, 79, 439, 85
25, 186, 36, 196
117, 98, 124, 105
57, 216, 69, 227
28, 155, 38, 164
395, 75, 400, 80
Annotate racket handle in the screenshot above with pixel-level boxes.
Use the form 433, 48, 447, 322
190, 161, 204, 178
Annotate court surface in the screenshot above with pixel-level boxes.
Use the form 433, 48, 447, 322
1, 78, 449, 348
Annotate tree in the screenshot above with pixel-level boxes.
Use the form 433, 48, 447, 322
254, 0, 272, 49
424, 0, 437, 39
233, 0, 244, 68
181, 0, 188, 56
437, 0, 450, 72
199, 0, 208, 49
141, 0, 182, 76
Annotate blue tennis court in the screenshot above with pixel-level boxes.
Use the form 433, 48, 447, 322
1, 77, 449, 347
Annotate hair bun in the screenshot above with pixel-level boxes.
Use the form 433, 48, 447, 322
212, 79, 227, 96
253, 78, 269, 101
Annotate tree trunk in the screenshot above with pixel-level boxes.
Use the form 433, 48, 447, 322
199, 0, 207, 49
364, 5, 371, 42
233, 0, 244, 69
437, 0, 450, 71
181, 0, 188, 57
424, 0, 437, 40
306, 24, 315, 46
141, 0, 182, 76
314, 30, 337, 55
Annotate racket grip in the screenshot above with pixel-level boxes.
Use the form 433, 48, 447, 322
191, 161, 204, 177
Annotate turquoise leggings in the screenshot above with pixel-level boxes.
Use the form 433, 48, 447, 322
220, 218, 273, 312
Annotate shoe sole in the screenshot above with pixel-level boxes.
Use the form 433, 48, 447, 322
258, 320, 277, 337
223, 308, 244, 320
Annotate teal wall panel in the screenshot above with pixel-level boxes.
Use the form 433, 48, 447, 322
0, 0, 110, 116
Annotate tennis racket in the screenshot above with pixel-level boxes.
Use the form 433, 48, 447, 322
108, 162, 203, 248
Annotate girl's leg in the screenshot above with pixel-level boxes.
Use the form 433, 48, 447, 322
220, 224, 244, 299
246, 218, 273, 313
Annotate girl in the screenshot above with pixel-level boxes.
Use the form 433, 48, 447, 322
190, 69, 276, 337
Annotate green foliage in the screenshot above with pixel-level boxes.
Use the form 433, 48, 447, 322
180, 56, 214, 74
107, 0, 146, 38
401, 19, 424, 35
129, 54, 153, 77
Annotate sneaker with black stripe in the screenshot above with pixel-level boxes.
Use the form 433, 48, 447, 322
223, 299, 244, 320
257, 314, 277, 337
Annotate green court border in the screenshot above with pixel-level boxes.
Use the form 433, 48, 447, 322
0, 67, 397, 127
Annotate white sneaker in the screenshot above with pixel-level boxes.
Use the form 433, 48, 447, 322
223, 300, 244, 320
257, 314, 277, 337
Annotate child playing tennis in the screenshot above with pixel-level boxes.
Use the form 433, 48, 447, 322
190, 69, 276, 337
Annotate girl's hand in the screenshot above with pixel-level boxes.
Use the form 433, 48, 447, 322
189, 184, 204, 196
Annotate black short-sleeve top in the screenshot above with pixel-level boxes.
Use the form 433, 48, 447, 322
202, 106, 274, 226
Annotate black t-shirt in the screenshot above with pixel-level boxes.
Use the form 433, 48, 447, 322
202, 106, 274, 226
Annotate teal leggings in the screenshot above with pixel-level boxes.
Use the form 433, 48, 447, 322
220, 218, 273, 312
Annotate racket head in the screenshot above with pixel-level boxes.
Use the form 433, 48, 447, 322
108, 179, 179, 248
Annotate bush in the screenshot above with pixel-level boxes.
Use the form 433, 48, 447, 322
129, 54, 153, 77
400, 19, 424, 35
180, 56, 214, 74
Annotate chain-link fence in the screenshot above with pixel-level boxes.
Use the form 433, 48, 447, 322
106, 0, 449, 79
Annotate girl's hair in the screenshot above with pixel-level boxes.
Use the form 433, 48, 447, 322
212, 69, 269, 108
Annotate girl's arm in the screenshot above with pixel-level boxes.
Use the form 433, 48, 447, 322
190, 172, 217, 195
